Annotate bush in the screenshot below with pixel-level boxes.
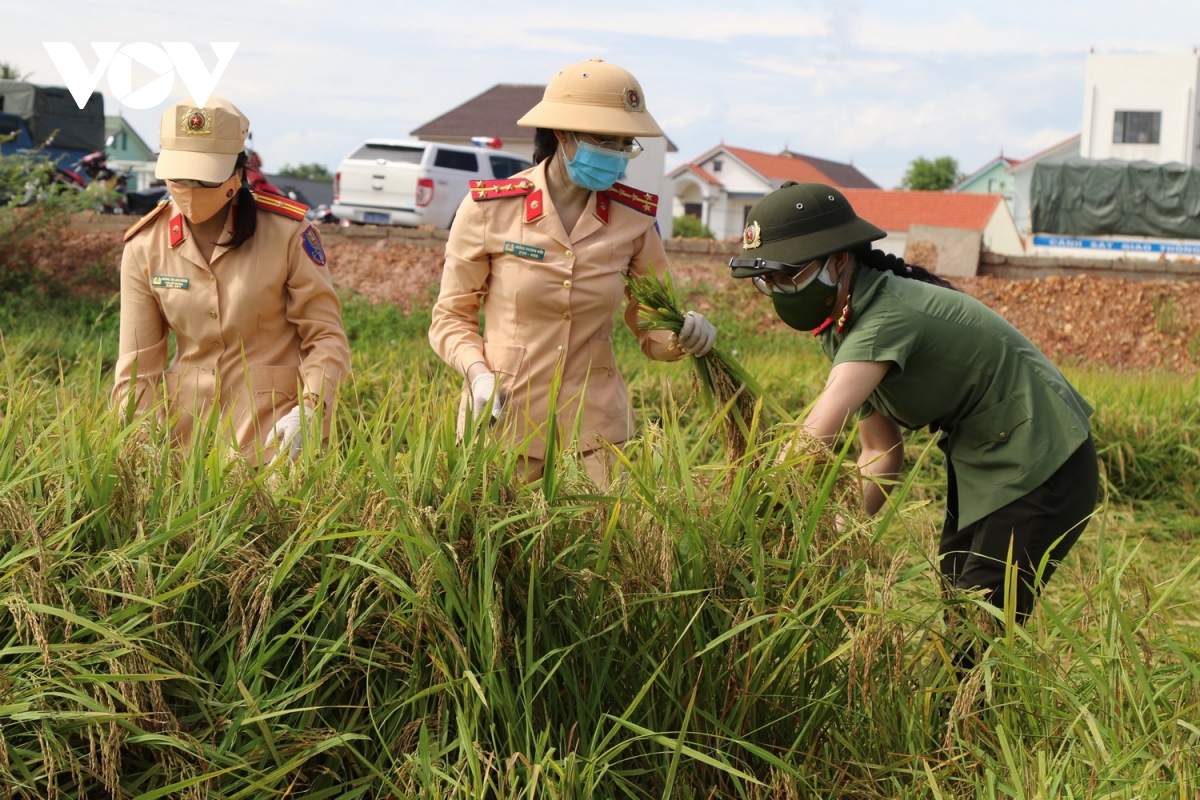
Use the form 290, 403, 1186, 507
671, 214, 714, 239
0, 146, 119, 294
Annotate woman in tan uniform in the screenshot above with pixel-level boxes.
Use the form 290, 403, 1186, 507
429, 58, 717, 483
113, 97, 350, 462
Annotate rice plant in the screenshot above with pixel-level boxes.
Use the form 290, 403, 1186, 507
0, 292, 1197, 798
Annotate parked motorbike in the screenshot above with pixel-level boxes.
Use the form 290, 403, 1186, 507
68, 151, 130, 214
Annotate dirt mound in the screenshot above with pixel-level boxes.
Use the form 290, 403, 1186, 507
958, 275, 1199, 373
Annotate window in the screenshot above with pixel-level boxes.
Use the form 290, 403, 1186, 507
489, 155, 531, 179
350, 143, 424, 163
434, 149, 479, 172
743, 205, 753, 225
1113, 111, 1161, 144
712, 160, 723, 172
683, 203, 702, 219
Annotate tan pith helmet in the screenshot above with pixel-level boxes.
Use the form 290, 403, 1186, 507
517, 58, 663, 138
155, 97, 249, 183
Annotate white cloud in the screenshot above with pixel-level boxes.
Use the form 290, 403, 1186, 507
4, 0, 1198, 191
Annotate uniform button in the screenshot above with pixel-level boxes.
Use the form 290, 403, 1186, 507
208, 275, 215, 282
563, 279, 572, 288
565, 249, 573, 257
562, 312, 571, 320
209, 311, 218, 318
998, 431, 1008, 441
557, 345, 563, 352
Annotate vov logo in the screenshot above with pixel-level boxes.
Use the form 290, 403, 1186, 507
42, 42, 238, 110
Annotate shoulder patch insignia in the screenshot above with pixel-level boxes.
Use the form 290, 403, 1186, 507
122, 199, 171, 242
301, 225, 326, 266
254, 192, 309, 221
470, 179, 536, 202
603, 182, 658, 217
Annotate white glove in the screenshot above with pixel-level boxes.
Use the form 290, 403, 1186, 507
675, 310, 717, 356
263, 404, 313, 462
470, 372, 504, 421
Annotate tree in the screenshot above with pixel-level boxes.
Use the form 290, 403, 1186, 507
898, 156, 963, 191
0, 61, 31, 81
278, 162, 333, 182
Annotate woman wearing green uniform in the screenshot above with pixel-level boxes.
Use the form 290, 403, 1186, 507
730, 181, 1098, 627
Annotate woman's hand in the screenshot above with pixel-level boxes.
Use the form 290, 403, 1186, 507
466, 361, 504, 422
674, 311, 717, 356
264, 404, 314, 463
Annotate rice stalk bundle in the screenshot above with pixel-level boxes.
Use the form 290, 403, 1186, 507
625, 266, 782, 459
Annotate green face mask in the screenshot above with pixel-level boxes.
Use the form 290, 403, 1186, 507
771, 262, 840, 331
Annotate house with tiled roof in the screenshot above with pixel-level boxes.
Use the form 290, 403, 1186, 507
842, 188, 1025, 261
951, 153, 1020, 211
411, 83, 678, 231
667, 144, 878, 239
104, 115, 157, 191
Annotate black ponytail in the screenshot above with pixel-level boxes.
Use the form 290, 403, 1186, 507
218, 152, 257, 251
532, 128, 558, 165
854, 247, 960, 291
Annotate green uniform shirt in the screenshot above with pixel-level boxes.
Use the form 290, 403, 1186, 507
817, 267, 1093, 528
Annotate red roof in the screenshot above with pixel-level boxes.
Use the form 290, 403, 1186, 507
725, 146, 832, 184
719, 146, 879, 189
842, 189, 1002, 232
684, 163, 721, 185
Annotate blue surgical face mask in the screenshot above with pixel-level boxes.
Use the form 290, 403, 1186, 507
562, 138, 635, 191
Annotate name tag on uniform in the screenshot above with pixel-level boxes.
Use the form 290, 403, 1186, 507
151, 275, 190, 290
503, 241, 546, 261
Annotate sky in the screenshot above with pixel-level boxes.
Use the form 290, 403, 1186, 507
3, 0, 1199, 188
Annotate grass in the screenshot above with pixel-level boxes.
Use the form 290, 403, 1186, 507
0, 285, 1198, 798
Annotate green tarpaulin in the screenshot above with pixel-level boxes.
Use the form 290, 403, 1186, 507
0, 80, 105, 153
1031, 158, 1200, 239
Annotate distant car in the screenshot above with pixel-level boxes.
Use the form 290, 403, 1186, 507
330, 139, 532, 229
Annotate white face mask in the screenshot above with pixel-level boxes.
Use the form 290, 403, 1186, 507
166, 173, 240, 223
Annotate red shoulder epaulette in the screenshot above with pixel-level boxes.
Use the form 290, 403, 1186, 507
469, 178, 536, 202
603, 182, 658, 217
122, 199, 171, 242
254, 192, 308, 221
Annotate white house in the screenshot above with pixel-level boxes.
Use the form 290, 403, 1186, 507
668, 145, 878, 239
1007, 134, 1081, 238
1081, 52, 1200, 166
843, 189, 1025, 259
411, 83, 677, 232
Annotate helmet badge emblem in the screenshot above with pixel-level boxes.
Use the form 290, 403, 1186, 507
743, 220, 762, 250
623, 88, 644, 112
181, 108, 212, 136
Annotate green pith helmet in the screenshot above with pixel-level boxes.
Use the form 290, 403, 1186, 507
730, 182, 886, 277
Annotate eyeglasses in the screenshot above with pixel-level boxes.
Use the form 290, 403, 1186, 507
169, 178, 226, 188
575, 132, 643, 157
745, 258, 823, 296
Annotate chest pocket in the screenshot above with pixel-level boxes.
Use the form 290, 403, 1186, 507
947, 395, 1047, 482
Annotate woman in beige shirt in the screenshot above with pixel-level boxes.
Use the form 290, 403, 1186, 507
113, 97, 350, 462
429, 58, 716, 483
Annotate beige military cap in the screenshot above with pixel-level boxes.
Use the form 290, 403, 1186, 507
155, 97, 250, 183
518, 58, 663, 138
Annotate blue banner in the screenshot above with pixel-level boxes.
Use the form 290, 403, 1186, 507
1033, 235, 1200, 256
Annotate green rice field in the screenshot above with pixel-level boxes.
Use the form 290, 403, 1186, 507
0, 278, 1198, 799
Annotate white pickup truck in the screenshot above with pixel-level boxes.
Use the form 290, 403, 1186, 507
331, 139, 532, 229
